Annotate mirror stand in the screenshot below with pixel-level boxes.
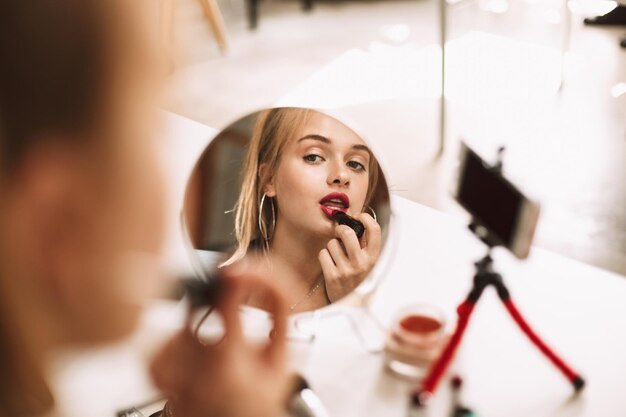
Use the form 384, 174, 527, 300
289, 309, 321, 343
291, 302, 388, 353
336, 305, 387, 353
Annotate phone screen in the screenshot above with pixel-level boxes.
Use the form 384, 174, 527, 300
456, 145, 523, 248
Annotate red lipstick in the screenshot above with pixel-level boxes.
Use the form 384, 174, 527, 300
319, 192, 350, 219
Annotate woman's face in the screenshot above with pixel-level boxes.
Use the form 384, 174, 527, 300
66, 19, 167, 343
79, 68, 166, 343
2, 6, 168, 345
267, 112, 371, 239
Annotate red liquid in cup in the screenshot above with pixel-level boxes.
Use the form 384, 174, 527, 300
400, 315, 442, 334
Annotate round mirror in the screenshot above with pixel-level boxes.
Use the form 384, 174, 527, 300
183, 107, 391, 314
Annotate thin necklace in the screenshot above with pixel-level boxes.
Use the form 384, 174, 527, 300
290, 278, 324, 311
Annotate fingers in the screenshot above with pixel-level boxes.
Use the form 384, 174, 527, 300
149, 330, 199, 396
249, 276, 288, 364
220, 266, 288, 364
326, 238, 350, 270
214, 275, 245, 346
356, 212, 381, 258
334, 224, 362, 256
318, 248, 337, 281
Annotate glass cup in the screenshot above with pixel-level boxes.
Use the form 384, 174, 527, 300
384, 304, 447, 380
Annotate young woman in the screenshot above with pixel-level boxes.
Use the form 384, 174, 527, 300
224, 108, 383, 313
0, 1, 291, 417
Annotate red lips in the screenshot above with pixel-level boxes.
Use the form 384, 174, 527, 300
319, 192, 350, 219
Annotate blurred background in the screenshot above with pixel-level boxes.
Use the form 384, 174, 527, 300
161, 0, 626, 277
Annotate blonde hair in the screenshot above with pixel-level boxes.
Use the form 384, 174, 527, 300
222, 108, 379, 267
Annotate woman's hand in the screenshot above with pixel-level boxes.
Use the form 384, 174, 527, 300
149, 268, 293, 417
318, 213, 381, 303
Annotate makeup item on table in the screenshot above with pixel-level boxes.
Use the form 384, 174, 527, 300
287, 375, 331, 417
408, 391, 429, 417
384, 304, 447, 380
116, 398, 167, 417
331, 210, 365, 239
450, 376, 478, 417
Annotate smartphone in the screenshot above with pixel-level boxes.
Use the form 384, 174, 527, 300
453, 142, 540, 259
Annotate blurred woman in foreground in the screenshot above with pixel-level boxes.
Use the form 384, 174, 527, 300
0, 1, 290, 416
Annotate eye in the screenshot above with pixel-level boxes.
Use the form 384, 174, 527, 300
303, 154, 324, 163
347, 160, 366, 171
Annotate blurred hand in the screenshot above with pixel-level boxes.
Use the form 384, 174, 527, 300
150, 268, 292, 417
319, 213, 381, 303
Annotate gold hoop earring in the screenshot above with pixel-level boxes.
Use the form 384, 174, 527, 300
259, 193, 276, 241
364, 206, 377, 223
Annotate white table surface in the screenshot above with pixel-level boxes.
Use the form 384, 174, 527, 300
51, 112, 626, 417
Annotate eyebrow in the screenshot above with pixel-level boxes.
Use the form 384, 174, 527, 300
297, 134, 371, 155
298, 134, 330, 144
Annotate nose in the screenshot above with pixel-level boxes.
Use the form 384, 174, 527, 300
327, 161, 350, 186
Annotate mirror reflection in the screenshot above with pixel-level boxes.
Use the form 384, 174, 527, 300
184, 108, 390, 313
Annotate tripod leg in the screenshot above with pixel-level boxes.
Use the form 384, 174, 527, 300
414, 299, 476, 402
502, 298, 585, 391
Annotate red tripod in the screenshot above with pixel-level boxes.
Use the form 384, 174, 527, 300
412, 252, 585, 407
